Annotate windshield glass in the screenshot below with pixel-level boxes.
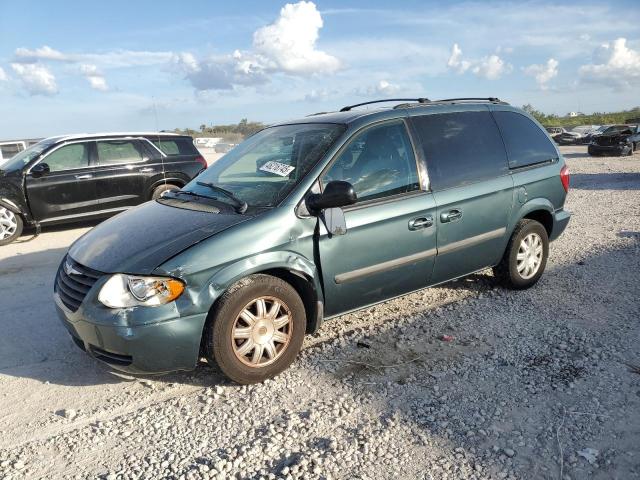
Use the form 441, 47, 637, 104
182, 123, 345, 208
0, 137, 59, 171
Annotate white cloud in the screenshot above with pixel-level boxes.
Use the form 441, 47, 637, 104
173, 1, 339, 92
447, 44, 471, 73
14, 45, 71, 63
79, 64, 108, 91
472, 54, 512, 80
253, 1, 339, 74
579, 38, 640, 88
523, 58, 559, 90
0, 67, 7, 81
447, 44, 511, 80
10, 63, 58, 96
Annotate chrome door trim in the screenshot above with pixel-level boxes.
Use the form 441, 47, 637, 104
437, 227, 507, 255
334, 248, 437, 284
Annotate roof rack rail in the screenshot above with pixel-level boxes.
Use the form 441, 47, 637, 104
431, 97, 508, 104
340, 98, 430, 112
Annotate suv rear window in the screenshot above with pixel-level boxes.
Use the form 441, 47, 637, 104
147, 137, 198, 156
411, 111, 508, 191
493, 111, 557, 168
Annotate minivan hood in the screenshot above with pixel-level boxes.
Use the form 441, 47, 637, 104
69, 200, 252, 274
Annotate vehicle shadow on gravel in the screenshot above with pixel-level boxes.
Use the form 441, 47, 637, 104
571, 172, 640, 190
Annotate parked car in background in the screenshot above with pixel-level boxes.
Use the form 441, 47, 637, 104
545, 127, 565, 143
0, 141, 26, 164
583, 125, 610, 144
214, 142, 236, 153
0, 132, 206, 245
556, 125, 599, 145
588, 125, 639, 156
54, 98, 570, 384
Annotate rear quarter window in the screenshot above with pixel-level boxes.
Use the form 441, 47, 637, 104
149, 137, 198, 156
411, 111, 508, 191
493, 111, 558, 169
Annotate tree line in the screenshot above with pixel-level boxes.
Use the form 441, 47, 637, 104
172, 119, 265, 143
522, 105, 640, 128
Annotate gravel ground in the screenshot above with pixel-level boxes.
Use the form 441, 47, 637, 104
0, 146, 638, 480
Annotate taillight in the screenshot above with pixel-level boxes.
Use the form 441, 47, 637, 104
560, 165, 570, 192
195, 155, 207, 170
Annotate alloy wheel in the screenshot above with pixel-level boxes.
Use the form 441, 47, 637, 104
0, 207, 18, 240
231, 296, 293, 367
516, 232, 543, 279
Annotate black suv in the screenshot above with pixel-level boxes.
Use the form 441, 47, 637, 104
588, 125, 640, 156
0, 133, 206, 245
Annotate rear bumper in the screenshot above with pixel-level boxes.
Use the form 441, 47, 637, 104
588, 144, 629, 156
550, 208, 571, 242
55, 294, 207, 374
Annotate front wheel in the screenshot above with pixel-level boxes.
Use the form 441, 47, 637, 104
205, 274, 306, 384
0, 207, 23, 246
151, 183, 180, 200
493, 219, 549, 290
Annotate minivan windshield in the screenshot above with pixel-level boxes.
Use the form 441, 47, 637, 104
0, 137, 60, 172
182, 123, 345, 208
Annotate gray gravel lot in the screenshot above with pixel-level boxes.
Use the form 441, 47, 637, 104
0, 146, 639, 480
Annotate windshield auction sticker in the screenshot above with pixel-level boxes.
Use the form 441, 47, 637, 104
259, 161, 295, 177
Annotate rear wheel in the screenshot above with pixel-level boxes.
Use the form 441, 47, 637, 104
151, 183, 180, 200
205, 274, 306, 384
0, 207, 23, 246
493, 219, 549, 290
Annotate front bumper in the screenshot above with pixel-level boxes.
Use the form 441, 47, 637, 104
588, 144, 630, 156
550, 208, 571, 242
55, 293, 207, 374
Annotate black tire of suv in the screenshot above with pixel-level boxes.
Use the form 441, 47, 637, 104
0, 211, 23, 246
493, 219, 549, 290
151, 183, 180, 200
205, 274, 307, 384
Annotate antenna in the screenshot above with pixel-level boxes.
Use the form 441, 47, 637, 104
152, 96, 167, 187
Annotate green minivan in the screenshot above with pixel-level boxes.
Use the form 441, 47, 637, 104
55, 98, 570, 384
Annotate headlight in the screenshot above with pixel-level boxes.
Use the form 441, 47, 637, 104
98, 274, 185, 308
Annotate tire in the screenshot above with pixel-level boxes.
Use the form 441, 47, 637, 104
0, 207, 23, 246
151, 183, 180, 200
205, 274, 307, 384
493, 219, 549, 290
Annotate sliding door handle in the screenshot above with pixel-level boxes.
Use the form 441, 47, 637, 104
74, 174, 93, 180
441, 209, 463, 223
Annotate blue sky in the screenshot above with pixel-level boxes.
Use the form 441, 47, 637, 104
0, 0, 639, 138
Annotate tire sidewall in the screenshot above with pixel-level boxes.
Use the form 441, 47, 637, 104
507, 221, 549, 289
0, 210, 23, 246
209, 276, 306, 384
151, 183, 180, 200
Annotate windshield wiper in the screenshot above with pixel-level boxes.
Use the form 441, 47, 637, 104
196, 182, 248, 213
165, 190, 216, 201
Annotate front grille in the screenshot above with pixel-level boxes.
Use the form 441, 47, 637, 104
55, 256, 102, 312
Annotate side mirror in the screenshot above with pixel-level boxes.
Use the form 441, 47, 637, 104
31, 163, 50, 178
306, 180, 357, 212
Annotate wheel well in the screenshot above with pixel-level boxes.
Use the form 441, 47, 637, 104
261, 268, 319, 334
149, 179, 186, 199
523, 209, 553, 237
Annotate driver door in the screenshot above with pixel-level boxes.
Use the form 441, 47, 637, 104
25, 142, 99, 222
316, 120, 438, 316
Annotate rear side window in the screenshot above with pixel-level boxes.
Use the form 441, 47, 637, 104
493, 111, 557, 168
411, 111, 508, 191
148, 137, 198, 156
97, 140, 144, 165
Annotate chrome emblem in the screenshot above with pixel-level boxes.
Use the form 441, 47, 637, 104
64, 261, 82, 276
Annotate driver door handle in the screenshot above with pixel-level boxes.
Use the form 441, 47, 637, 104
408, 216, 433, 230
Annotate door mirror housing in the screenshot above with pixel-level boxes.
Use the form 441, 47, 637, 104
31, 163, 50, 178
306, 181, 357, 212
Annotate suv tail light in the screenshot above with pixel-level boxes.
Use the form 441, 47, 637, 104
195, 155, 207, 170
560, 165, 570, 192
